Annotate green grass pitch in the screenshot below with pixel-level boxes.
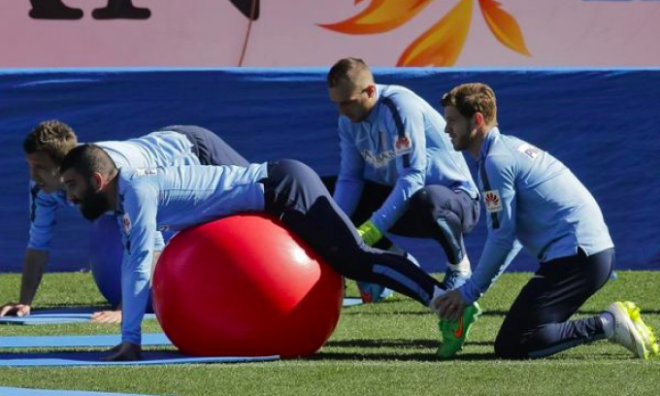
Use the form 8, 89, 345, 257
0, 271, 658, 396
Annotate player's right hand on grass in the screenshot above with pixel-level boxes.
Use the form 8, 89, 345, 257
91, 310, 122, 324
0, 303, 31, 317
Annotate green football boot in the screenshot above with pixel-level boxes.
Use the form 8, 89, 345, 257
437, 302, 482, 358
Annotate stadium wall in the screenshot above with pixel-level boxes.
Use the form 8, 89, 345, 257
1, 68, 658, 272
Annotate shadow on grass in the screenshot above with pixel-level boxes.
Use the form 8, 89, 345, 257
305, 351, 499, 362
342, 308, 660, 317
325, 339, 493, 348
341, 309, 512, 317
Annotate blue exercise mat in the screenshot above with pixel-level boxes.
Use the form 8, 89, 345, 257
1, 300, 361, 347
0, 333, 171, 349
0, 386, 161, 396
0, 352, 279, 367
0, 299, 359, 326
0, 308, 157, 325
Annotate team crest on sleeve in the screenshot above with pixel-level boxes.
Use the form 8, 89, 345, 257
122, 213, 132, 233
394, 134, 413, 156
135, 168, 158, 177
484, 190, 502, 213
517, 143, 541, 160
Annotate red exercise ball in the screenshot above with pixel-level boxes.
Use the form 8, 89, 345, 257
152, 213, 344, 358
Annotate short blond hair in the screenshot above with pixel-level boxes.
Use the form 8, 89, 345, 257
23, 120, 78, 164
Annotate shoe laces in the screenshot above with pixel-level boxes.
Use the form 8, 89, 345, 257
624, 301, 660, 355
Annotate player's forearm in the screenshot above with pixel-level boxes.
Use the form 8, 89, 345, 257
122, 247, 155, 345
19, 249, 50, 305
464, 237, 521, 303
334, 177, 363, 218
371, 173, 423, 231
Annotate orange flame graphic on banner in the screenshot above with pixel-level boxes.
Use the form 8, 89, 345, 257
320, 0, 530, 66
397, 0, 472, 67
479, 0, 530, 56
319, 0, 436, 35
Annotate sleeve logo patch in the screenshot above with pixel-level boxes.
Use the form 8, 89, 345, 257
135, 168, 158, 177
122, 213, 132, 233
484, 190, 503, 213
517, 143, 541, 160
394, 134, 413, 156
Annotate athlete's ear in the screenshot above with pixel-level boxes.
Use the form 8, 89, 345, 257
473, 112, 485, 128
91, 172, 104, 192
364, 84, 377, 99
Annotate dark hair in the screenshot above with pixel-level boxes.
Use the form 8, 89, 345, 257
23, 120, 78, 163
441, 83, 498, 126
59, 144, 117, 179
327, 57, 371, 88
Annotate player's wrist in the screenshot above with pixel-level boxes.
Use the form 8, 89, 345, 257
458, 280, 480, 305
18, 292, 35, 306
357, 220, 383, 246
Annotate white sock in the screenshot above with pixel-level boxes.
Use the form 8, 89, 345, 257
447, 254, 471, 275
600, 312, 615, 339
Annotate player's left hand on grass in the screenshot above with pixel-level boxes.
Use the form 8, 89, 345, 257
432, 289, 467, 321
103, 341, 141, 361
0, 303, 31, 317
91, 309, 122, 324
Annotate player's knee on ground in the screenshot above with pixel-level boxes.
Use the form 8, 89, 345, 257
494, 328, 530, 359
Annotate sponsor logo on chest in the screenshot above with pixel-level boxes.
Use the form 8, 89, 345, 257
362, 150, 396, 168
484, 190, 503, 213
122, 213, 132, 233
394, 134, 413, 156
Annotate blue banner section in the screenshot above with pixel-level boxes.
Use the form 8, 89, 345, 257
1, 68, 659, 272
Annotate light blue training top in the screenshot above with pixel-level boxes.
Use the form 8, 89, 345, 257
334, 84, 478, 232
459, 128, 614, 304
28, 130, 200, 252
115, 163, 268, 345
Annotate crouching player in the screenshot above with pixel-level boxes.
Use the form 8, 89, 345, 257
434, 83, 658, 359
